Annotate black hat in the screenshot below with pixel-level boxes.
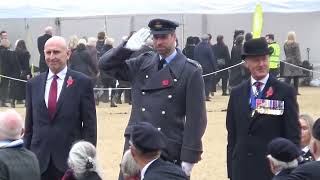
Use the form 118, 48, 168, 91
148, 19, 179, 35
312, 118, 320, 140
131, 122, 166, 153
241, 37, 274, 60
267, 137, 302, 162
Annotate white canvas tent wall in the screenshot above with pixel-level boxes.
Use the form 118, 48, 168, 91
0, 0, 320, 77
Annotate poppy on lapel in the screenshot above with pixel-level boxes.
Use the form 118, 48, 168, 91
266, 87, 274, 98
67, 76, 74, 88
162, 79, 169, 86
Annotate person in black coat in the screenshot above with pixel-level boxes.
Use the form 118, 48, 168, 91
193, 34, 217, 100
226, 38, 300, 180
229, 35, 244, 89
212, 35, 231, 95
37, 26, 52, 73
0, 39, 20, 107
288, 118, 320, 180
130, 122, 188, 180
11, 40, 31, 107
182, 36, 196, 60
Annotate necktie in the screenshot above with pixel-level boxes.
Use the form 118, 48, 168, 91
158, 58, 166, 70
253, 81, 263, 97
48, 75, 58, 120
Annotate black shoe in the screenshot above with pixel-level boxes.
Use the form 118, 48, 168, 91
110, 103, 117, 107
16, 100, 24, 104
222, 93, 229, 96
206, 96, 211, 101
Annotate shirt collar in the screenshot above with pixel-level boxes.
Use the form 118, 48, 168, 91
159, 49, 177, 64
140, 158, 158, 180
302, 146, 310, 153
251, 73, 269, 86
47, 66, 68, 80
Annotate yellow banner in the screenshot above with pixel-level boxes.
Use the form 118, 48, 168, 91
252, 4, 263, 38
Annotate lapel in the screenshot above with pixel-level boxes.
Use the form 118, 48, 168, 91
142, 50, 186, 91
40, 72, 49, 111
52, 69, 72, 120
240, 80, 252, 122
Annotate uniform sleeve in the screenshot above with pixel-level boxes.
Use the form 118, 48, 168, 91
180, 67, 207, 163
283, 86, 300, 146
24, 81, 33, 149
226, 90, 236, 178
99, 42, 144, 82
80, 78, 97, 146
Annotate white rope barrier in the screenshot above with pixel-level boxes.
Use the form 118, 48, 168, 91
1, 60, 319, 91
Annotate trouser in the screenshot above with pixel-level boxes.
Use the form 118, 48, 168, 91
0, 78, 9, 102
116, 81, 131, 103
285, 77, 299, 93
100, 77, 117, 102
204, 76, 213, 97
216, 70, 229, 94
41, 158, 64, 180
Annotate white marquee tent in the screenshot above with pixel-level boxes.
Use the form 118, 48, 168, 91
0, 0, 320, 76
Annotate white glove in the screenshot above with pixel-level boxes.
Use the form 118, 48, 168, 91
181, 161, 194, 177
125, 28, 150, 51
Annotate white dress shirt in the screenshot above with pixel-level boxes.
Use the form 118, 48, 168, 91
140, 158, 158, 180
45, 66, 67, 107
250, 73, 270, 94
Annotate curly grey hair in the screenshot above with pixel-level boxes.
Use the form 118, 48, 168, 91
67, 141, 99, 179
121, 149, 140, 179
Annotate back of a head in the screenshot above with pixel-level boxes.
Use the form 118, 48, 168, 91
0, 109, 23, 140
245, 32, 253, 42
287, 31, 296, 42
68, 141, 98, 178
235, 35, 244, 46
87, 37, 97, 47
201, 34, 210, 42
15, 39, 27, 51
121, 150, 140, 179
266, 34, 275, 41
216, 35, 224, 44
105, 37, 115, 46
45, 26, 53, 35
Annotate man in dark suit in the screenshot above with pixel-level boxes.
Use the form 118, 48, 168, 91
130, 122, 188, 180
288, 118, 320, 180
194, 34, 217, 101
24, 36, 97, 180
226, 37, 300, 180
37, 26, 53, 73
100, 19, 207, 179
267, 137, 301, 180
0, 109, 40, 180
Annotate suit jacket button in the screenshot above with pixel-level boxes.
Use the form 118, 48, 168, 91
142, 92, 146, 95
142, 108, 146, 112
161, 111, 166, 115
145, 75, 149, 79
248, 153, 253, 156
168, 95, 172, 99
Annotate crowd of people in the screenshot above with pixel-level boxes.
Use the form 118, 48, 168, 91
0, 17, 317, 180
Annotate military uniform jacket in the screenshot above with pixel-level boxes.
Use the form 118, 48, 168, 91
288, 161, 320, 180
226, 76, 300, 180
99, 44, 207, 163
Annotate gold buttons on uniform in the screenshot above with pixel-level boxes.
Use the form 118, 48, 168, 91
145, 75, 149, 79
168, 95, 172, 99
161, 111, 166, 115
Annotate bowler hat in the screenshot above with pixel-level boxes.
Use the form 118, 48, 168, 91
241, 37, 274, 60
267, 137, 302, 162
148, 18, 179, 35
131, 122, 166, 153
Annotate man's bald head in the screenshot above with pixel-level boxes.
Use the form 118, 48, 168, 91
0, 109, 23, 140
44, 36, 71, 74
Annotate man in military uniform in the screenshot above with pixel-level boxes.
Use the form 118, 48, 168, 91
226, 38, 300, 180
266, 34, 281, 77
99, 18, 207, 178
130, 122, 188, 180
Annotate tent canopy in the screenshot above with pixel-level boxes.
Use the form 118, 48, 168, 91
1, 0, 320, 18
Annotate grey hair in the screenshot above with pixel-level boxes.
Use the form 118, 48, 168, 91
67, 141, 99, 179
45, 26, 53, 35
201, 34, 210, 41
121, 150, 140, 178
0, 109, 23, 140
87, 37, 97, 47
267, 155, 298, 171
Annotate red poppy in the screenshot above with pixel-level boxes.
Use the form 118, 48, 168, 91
67, 76, 74, 87
162, 79, 169, 86
266, 87, 274, 98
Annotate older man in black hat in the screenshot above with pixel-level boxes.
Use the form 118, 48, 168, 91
267, 137, 301, 180
226, 37, 300, 180
130, 122, 188, 180
99, 18, 207, 179
288, 118, 320, 180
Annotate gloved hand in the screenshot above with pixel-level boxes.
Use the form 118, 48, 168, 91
181, 161, 194, 177
125, 28, 150, 51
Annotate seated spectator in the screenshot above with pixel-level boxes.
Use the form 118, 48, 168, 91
121, 150, 140, 180
288, 118, 320, 180
0, 109, 40, 180
267, 137, 301, 180
62, 141, 101, 180
299, 114, 315, 163
130, 122, 188, 180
